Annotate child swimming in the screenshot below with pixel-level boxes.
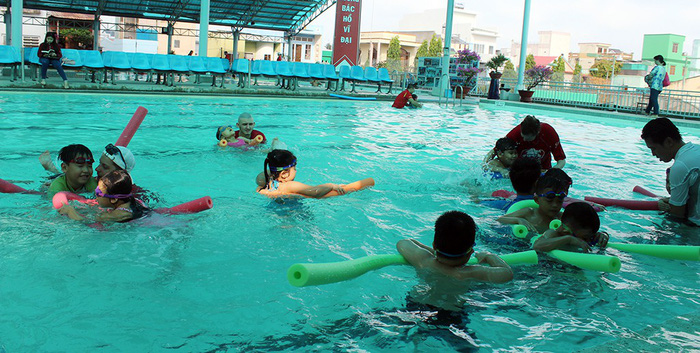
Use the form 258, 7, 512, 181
256, 149, 346, 198
533, 202, 609, 253
484, 138, 518, 179
58, 169, 149, 222
48, 144, 98, 194
497, 174, 568, 234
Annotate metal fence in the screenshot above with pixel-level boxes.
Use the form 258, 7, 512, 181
470, 77, 700, 119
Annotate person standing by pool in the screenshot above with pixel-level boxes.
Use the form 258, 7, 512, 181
485, 115, 566, 171
37, 32, 69, 89
392, 83, 422, 109
644, 55, 667, 116
641, 118, 700, 226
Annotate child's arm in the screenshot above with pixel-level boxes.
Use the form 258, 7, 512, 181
396, 239, 434, 268
282, 181, 344, 198
407, 97, 422, 107
95, 209, 133, 222
485, 160, 509, 176
533, 229, 591, 253
58, 205, 85, 221
452, 252, 513, 283
497, 208, 537, 232
39, 151, 61, 174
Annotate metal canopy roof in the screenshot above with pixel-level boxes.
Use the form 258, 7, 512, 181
20, 0, 335, 35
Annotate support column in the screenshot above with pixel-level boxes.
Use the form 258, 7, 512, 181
287, 35, 293, 61
376, 42, 381, 64
232, 29, 240, 59
93, 19, 100, 51
166, 23, 173, 54
199, 0, 210, 56
10, 0, 23, 49
516, 0, 531, 91
4, 11, 10, 45
440, 0, 455, 97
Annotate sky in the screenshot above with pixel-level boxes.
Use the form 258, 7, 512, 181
309, 0, 700, 60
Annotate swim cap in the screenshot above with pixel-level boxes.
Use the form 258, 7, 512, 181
104, 144, 135, 172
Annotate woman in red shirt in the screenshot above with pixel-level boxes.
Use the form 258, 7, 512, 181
37, 32, 69, 89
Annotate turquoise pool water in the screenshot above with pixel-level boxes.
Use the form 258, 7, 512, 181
0, 92, 698, 352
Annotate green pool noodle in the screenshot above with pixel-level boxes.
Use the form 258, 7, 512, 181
608, 243, 700, 261
512, 225, 528, 238
548, 250, 621, 273
288, 251, 539, 287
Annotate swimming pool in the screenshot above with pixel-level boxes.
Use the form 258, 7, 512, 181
0, 92, 698, 352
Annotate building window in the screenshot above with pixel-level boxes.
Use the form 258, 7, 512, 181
489, 45, 494, 54
23, 35, 40, 47
475, 44, 484, 54
305, 44, 311, 60
264, 54, 271, 60
598, 47, 603, 53
672, 43, 678, 53
174, 40, 180, 48
670, 65, 676, 75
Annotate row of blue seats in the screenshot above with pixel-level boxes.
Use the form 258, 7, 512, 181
232, 59, 394, 93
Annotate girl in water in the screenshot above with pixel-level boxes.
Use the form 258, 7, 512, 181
256, 149, 346, 198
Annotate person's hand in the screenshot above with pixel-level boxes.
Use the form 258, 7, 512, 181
333, 184, 346, 195
58, 205, 75, 215
475, 252, 490, 263
658, 198, 671, 212
594, 231, 609, 249
518, 219, 538, 233
569, 236, 591, 253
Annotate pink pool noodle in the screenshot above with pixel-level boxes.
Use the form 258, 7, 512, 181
492, 189, 515, 198
52, 192, 98, 209
115, 106, 148, 147
583, 196, 659, 210
154, 196, 213, 215
633, 186, 659, 198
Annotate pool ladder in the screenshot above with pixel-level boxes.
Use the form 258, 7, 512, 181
437, 74, 464, 108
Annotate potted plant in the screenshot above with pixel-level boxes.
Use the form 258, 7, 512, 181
486, 54, 509, 79
456, 48, 480, 65
456, 66, 483, 98
518, 65, 553, 102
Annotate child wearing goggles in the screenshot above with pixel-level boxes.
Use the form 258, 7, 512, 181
58, 169, 148, 223
533, 202, 609, 253
483, 137, 518, 179
256, 149, 346, 198
48, 144, 98, 194
497, 174, 568, 235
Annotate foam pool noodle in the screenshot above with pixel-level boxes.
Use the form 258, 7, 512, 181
547, 250, 621, 273
154, 196, 213, 215
607, 243, 700, 261
115, 106, 148, 147
287, 250, 538, 287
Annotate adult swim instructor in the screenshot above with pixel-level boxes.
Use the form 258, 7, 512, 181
486, 115, 566, 171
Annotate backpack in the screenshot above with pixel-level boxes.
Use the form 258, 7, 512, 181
662, 72, 670, 87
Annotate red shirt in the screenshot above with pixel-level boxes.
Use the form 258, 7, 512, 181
392, 89, 412, 108
38, 42, 63, 59
506, 123, 565, 169
235, 129, 266, 143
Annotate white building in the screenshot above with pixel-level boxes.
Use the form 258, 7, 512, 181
509, 31, 571, 69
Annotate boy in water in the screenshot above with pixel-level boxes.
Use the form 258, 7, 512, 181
48, 144, 98, 194
482, 157, 542, 211
484, 138, 518, 179
533, 203, 609, 253
397, 211, 513, 288
497, 174, 567, 234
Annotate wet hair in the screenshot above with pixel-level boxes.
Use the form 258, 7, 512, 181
407, 83, 418, 90
58, 144, 93, 164
641, 118, 681, 144
520, 115, 541, 136
509, 157, 541, 194
494, 137, 517, 153
561, 202, 600, 234
263, 149, 296, 189
215, 126, 230, 141
100, 170, 148, 220
544, 168, 572, 188
412, 94, 418, 100
653, 55, 666, 66
535, 174, 567, 194
433, 211, 476, 259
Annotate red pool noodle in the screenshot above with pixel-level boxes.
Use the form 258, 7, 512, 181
583, 196, 659, 210
115, 106, 148, 147
0, 178, 42, 194
52, 192, 98, 209
154, 196, 213, 215
633, 186, 659, 198
492, 189, 515, 198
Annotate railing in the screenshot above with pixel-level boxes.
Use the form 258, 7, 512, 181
470, 77, 700, 119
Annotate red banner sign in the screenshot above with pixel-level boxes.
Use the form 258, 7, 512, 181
332, 0, 362, 67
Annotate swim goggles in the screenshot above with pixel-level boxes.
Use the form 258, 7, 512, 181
69, 157, 94, 165
216, 125, 234, 140
95, 186, 132, 199
105, 144, 127, 170
435, 245, 474, 258
563, 224, 598, 247
537, 191, 568, 201
269, 158, 297, 172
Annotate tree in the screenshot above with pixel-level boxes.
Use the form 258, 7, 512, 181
503, 60, 515, 72
553, 56, 566, 73
573, 60, 582, 76
61, 28, 94, 49
325, 43, 332, 50
387, 36, 401, 61
428, 35, 442, 57
525, 54, 536, 71
589, 59, 623, 78
502, 60, 517, 79
416, 40, 429, 58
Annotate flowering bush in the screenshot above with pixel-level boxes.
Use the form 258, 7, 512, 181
524, 65, 553, 91
456, 49, 480, 64
457, 66, 483, 77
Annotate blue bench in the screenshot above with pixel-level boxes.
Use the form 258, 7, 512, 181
0, 45, 21, 81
